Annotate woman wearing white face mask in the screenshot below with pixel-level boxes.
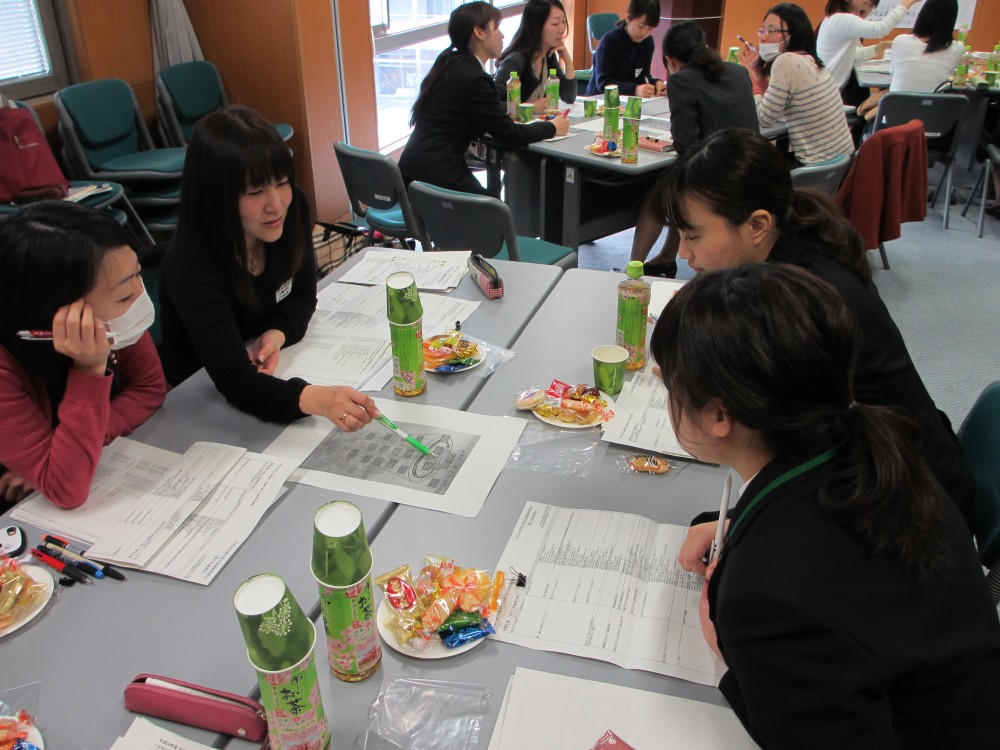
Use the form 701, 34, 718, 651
740, 3, 854, 166
0, 202, 166, 508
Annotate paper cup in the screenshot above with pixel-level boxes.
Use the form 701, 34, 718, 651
312, 501, 381, 681
583, 99, 597, 117
518, 103, 534, 123
592, 345, 629, 397
234, 574, 314, 673
623, 96, 642, 119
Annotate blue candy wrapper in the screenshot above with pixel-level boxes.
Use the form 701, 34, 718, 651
441, 621, 495, 648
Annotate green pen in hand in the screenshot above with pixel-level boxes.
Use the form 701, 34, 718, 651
375, 414, 434, 456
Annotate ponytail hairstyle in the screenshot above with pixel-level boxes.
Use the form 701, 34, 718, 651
655, 128, 871, 285
663, 21, 725, 81
178, 105, 304, 307
618, 0, 661, 28
411, 1, 502, 126
758, 3, 821, 78
651, 264, 946, 580
498, 0, 566, 66
0, 201, 135, 402
913, 0, 959, 54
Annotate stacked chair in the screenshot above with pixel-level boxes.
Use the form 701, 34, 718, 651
156, 61, 293, 147
55, 78, 185, 234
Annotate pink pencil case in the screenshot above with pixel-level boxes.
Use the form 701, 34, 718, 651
124, 673, 267, 742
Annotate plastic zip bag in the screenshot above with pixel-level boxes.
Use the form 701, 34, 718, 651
356, 676, 490, 750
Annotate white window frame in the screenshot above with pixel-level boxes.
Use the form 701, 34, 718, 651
369, 1, 527, 151
372, 1, 528, 56
0, 0, 69, 100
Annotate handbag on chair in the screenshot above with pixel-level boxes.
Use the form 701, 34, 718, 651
0, 104, 69, 203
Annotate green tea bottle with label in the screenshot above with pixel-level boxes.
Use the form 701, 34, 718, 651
507, 72, 521, 117
546, 68, 559, 110
616, 260, 650, 371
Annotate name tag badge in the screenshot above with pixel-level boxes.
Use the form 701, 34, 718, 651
276, 279, 293, 303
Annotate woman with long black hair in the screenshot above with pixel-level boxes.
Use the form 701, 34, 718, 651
0, 202, 165, 507
654, 262, 1000, 747
493, 0, 576, 113
159, 106, 378, 430
653, 128, 975, 525
399, 1, 568, 195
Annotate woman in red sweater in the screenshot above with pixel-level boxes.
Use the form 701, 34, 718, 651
0, 202, 166, 508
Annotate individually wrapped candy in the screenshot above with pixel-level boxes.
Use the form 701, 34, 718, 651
441, 620, 495, 648
423, 330, 481, 372
0, 558, 45, 630
374, 565, 427, 645
378, 557, 503, 647
0, 709, 36, 750
618, 454, 676, 475
436, 610, 483, 635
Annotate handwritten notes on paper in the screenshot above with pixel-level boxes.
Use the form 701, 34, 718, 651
493, 502, 725, 686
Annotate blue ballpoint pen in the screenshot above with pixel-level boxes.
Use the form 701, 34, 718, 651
42, 543, 105, 579
375, 414, 434, 456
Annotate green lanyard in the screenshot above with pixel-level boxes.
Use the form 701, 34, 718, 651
726, 448, 838, 541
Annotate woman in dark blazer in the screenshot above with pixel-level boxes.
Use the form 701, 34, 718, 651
653, 263, 1000, 749
398, 1, 568, 195
652, 129, 976, 524
630, 20, 759, 276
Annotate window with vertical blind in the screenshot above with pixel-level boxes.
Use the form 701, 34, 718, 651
0, 0, 68, 99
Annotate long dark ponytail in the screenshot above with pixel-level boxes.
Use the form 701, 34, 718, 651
411, 2, 502, 126
652, 264, 945, 580
663, 21, 725, 82
655, 128, 871, 285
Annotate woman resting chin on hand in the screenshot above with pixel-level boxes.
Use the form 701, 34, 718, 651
0, 202, 165, 509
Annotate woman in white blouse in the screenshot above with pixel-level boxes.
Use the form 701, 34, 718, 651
816, 0, 918, 105
890, 0, 963, 92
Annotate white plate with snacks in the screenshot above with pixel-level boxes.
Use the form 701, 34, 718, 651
532, 392, 616, 429
376, 599, 490, 660
0, 565, 54, 639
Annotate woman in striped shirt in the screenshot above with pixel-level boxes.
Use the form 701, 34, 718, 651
740, 3, 854, 166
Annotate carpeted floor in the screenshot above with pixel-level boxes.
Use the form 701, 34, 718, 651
578, 180, 1000, 427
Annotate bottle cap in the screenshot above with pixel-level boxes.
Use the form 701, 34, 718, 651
626, 260, 644, 279
549, 68, 557, 75
510, 71, 518, 78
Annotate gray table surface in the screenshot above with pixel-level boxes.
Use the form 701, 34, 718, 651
0, 252, 562, 749
222, 268, 732, 750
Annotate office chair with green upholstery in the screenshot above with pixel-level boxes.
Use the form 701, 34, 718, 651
958, 381, 1000, 603
587, 13, 620, 54
334, 141, 429, 250
156, 61, 294, 147
55, 78, 185, 234
408, 181, 577, 269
